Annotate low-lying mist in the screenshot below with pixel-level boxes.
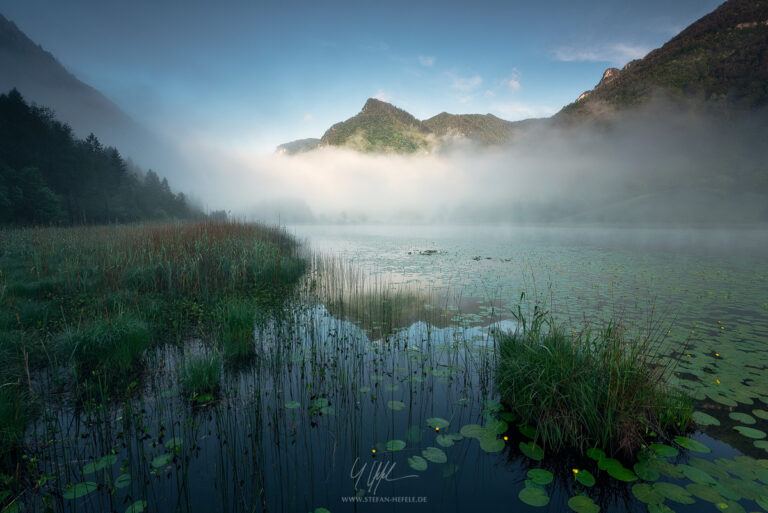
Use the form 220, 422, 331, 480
185, 98, 768, 226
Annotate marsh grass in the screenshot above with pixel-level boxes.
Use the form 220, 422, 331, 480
496, 302, 693, 456
179, 353, 221, 400
219, 300, 256, 361
63, 314, 149, 389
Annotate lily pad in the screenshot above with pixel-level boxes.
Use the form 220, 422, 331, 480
692, 411, 720, 426
422, 446, 447, 463
527, 469, 553, 485
427, 417, 450, 429
460, 424, 486, 438
285, 401, 300, 409
729, 412, 756, 424
674, 436, 711, 453
678, 464, 716, 485
650, 444, 679, 458
686, 483, 725, 503
734, 426, 766, 439
519, 424, 537, 439
519, 441, 544, 461
63, 482, 98, 500
151, 453, 173, 468
436, 434, 456, 447
125, 500, 147, 513
407, 455, 427, 471
632, 483, 665, 505
634, 461, 660, 481
575, 469, 595, 487
165, 437, 182, 450
752, 409, 768, 420
655, 482, 695, 504
385, 440, 406, 451
519, 485, 549, 507
115, 474, 131, 489
387, 400, 406, 411
567, 495, 600, 513
586, 448, 605, 461
479, 435, 505, 453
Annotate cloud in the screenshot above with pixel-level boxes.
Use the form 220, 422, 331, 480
507, 79, 521, 91
373, 90, 392, 102
553, 43, 650, 66
303, 113, 313, 122
484, 90, 495, 98
490, 102, 558, 120
418, 55, 435, 67
449, 73, 483, 91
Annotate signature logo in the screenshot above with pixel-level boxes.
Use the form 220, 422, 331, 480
349, 457, 418, 495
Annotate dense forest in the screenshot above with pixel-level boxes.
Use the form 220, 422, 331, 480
0, 88, 201, 224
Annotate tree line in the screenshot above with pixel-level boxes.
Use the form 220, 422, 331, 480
0, 88, 203, 225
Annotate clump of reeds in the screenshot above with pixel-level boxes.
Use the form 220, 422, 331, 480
496, 302, 693, 456
178, 352, 221, 400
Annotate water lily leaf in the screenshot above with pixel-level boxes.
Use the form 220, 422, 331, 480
422, 446, 447, 463
519, 441, 544, 461
427, 417, 450, 429
500, 412, 516, 422
527, 469, 553, 485
436, 435, 456, 447
125, 500, 147, 513
387, 400, 406, 411
686, 483, 724, 503
313, 509, 331, 513
728, 412, 756, 424
674, 436, 710, 453
385, 440, 406, 451
606, 464, 637, 482
752, 409, 768, 420
734, 426, 766, 439
151, 453, 173, 468
678, 464, 716, 485
519, 424, 537, 439
165, 437, 182, 450
407, 456, 427, 471
485, 419, 508, 435
460, 424, 485, 438
115, 474, 131, 489
479, 435, 504, 453
648, 459, 684, 479
63, 482, 98, 500
634, 461, 660, 481
484, 399, 502, 411
632, 483, 665, 505
654, 483, 694, 504
586, 448, 605, 461
359, 387, 371, 393
575, 469, 595, 487
285, 401, 300, 409
692, 411, 720, 426
567, 495, 600, 513
519, 485, 549, 507
650, 444, 679, 458
312, 398, 329, 408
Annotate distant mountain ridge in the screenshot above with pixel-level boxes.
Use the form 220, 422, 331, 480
278, 98, 540, 154
560, 0, 768, 119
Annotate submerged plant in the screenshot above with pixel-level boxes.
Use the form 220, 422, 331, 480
496, 302, 693, 456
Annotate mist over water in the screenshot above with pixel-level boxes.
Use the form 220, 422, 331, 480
178, 98, 768, 227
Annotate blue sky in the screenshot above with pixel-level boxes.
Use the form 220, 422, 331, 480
2, 0, 722, 152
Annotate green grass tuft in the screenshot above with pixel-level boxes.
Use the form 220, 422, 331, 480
220, 301, 256, 361
496, 306, 693, 456
178, 353, 221, 399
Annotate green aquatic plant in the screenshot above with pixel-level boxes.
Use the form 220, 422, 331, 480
496, 302, 693, 456
63, 314, 149, 389
219, 300, 256, 360
178, 353, 221, 400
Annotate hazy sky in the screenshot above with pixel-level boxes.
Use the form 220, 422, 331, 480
1, 0, 722, 152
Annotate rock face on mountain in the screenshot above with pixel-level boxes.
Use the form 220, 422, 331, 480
422, 112, 518, 145
560, 0, 768, 119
